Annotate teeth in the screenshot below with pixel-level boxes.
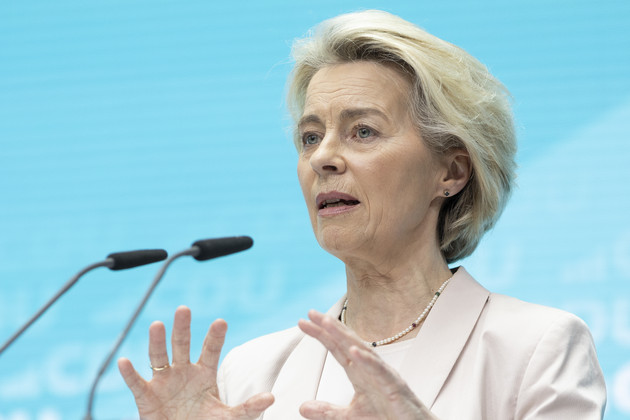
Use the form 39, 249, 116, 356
321, 199, 341, 209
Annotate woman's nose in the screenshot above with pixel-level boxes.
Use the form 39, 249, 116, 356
309, 135, 346, 175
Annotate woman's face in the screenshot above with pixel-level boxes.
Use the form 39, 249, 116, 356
297, 61, 447, 263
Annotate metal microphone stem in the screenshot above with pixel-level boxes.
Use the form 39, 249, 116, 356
0, 259, 114, 356
84, 247, 199, 420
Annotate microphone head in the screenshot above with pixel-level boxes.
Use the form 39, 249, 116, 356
192, 236, 253, 261
107, 249, 168, 270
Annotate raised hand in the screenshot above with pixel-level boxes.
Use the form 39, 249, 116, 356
118, 306, 274, 420
298, 310, 437, 420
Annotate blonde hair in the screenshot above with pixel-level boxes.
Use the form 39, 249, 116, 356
287, 10, 517, 263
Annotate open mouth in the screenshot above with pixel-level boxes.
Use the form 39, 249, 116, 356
318, 198, 360, 209
316, 192, 361, 211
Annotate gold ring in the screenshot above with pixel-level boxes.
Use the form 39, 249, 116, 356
150, 363, 170, 371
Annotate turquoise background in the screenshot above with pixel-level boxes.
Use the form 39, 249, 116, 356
1, 0, 629, 418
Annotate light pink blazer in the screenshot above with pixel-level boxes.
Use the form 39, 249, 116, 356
218, 267, 606, 419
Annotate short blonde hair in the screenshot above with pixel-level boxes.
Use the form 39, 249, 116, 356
287, 10, 517, 263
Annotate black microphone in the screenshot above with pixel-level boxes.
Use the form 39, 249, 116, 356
108, 249, 169, 270
0, 249, 168, 356
192, 236, 254, 260
84, 236, 254, 420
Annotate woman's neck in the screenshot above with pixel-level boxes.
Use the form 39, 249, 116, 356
342, 246, 452, 344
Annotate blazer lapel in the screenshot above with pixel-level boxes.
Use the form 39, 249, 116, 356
399, 267, 489, 408
262, 272, 487, 417
263, 298, 346, 420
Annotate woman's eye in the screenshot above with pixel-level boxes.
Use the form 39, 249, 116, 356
357, 127, 372, 139
302, 133, 320, 145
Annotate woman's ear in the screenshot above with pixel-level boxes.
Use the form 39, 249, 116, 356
440, 149, 472, 197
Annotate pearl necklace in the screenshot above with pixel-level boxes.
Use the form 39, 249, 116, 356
340, 277, 451, 347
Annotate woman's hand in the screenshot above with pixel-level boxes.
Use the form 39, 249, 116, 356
298, 310, 438, 420
118, 306, 274, 420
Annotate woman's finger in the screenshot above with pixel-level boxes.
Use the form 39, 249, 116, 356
301, 310, 370, 370
228, 391, 275, 420
300, 400, 345, 420
312, 310, 365, 349
348, 344, 409, 394
148, 321, 170, 373
171, 306, 191, 364
298, 318, 351, 368
197, 318, 227, 374
297, 318, 327, 345
118, 357, 150, 401
306, 311, 401, 391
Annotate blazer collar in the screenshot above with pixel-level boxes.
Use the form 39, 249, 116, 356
399, 266, 489, 408
263, 298, 346, 420
263, 267, 488, 418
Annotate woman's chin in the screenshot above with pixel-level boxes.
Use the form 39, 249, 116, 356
315, 228, 365, 259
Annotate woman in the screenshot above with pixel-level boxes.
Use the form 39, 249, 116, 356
119, 10, 606, 419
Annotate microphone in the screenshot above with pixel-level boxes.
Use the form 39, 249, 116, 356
84, 236, 254, 420
108, 249, 170, 270
192, 236, 254, 261
0, 249, 168, 356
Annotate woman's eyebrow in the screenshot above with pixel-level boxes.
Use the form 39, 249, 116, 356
339, 107, 389, 123
298, 114, 323, 130
299, 108, 389, 130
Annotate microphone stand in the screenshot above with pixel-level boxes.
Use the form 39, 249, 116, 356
0, 260, 113, 356
84, 247, 199, 420
0, 249, 167, 357
84, 237, 252, 419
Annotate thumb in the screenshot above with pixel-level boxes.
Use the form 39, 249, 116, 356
231, 392, 275, 419
300, 400, 344, 420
